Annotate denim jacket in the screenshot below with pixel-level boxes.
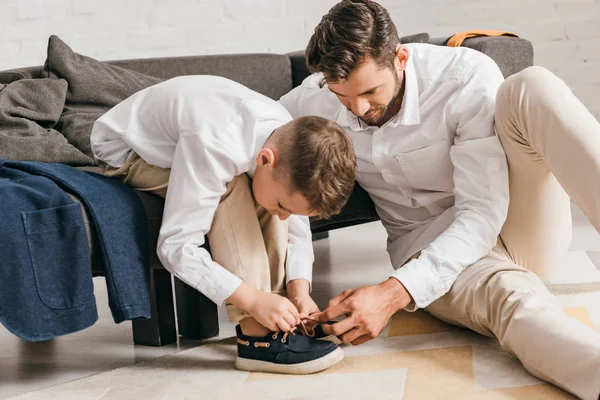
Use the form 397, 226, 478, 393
0, 159, 150, 341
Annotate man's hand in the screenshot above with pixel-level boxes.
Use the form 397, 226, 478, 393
287, 279, 320, 321
318, 278, 413, 346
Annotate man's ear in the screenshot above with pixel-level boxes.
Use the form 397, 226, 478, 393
394, 44, 409, 72
256, 147, 277, 168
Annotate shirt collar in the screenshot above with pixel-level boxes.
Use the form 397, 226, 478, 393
335, 51, 421, 131
391, 53, 420, 127
335, 105, 368, 131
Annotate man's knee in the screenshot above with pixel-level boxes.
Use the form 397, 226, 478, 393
484, 269, 556, 333
497, 66, 563, 106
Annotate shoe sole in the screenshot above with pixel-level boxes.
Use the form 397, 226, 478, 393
235, 347, 344, 375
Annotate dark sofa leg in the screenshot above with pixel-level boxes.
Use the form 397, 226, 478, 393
312, 231, 329, 241
175, 278, 219, 340
132, 268, 177, 347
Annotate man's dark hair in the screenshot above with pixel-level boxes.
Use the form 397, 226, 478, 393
306, 0, 400, 83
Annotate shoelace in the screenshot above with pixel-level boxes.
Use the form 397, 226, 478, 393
273, 318, 317, 342
237, 314, 323, 348
296, 316, 320, 337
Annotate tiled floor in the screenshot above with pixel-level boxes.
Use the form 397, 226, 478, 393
1, 204, 598, 399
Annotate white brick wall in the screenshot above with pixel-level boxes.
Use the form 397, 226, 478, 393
1, 0, 599, 116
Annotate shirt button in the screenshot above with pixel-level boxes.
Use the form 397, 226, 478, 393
398, 186, 409, 194
488, 158, 500, 171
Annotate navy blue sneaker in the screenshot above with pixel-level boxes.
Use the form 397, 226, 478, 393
235, 325, 344, 374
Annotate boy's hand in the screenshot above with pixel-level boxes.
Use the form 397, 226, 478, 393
227, 282, 300, 333
246, 290, 300, 333
287, 279, 320, 322
290, 294, 320, 321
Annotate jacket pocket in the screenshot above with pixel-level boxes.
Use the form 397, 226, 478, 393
394, 140, 454, 192
22, 203, 94, 310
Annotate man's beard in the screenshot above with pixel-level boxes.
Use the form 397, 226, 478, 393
359, 72, 403, 126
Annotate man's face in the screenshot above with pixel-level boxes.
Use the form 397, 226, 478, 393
327, 53, 405, 127
252, 161, 317, 221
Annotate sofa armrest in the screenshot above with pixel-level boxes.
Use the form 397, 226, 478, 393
428, 36, 534, 78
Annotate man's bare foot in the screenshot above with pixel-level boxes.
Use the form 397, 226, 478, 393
239, 317, 270, 337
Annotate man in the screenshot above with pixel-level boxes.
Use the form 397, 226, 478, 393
91, 75, 357, 374
280, 0, 600, 398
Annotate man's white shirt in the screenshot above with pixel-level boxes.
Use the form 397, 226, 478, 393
91, 75, 314, 306
280, 43, 509, 309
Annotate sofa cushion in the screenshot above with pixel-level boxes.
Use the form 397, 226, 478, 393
43, 35, 163, 161
0, 78, 92, 165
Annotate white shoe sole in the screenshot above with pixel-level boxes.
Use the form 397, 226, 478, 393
235, 347, 344, 375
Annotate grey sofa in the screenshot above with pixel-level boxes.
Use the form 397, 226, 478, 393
0, 35, 534, 347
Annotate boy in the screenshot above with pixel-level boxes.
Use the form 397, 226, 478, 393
91, 75, 356, 374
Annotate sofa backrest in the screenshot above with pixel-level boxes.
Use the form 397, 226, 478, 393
0, 53, 293, 101
0, 36, 533, 99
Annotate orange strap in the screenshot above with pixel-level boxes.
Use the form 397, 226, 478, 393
446, 30, 519, 47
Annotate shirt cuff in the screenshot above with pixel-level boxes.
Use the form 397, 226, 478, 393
176, 258, 243, 307
285, 243, 313, 291
208, 265, 244, 306
390, 258, 443, 310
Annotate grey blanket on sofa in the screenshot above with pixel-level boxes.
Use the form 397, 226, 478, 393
44, 35, 162, 160
0, 35, 162, 166
0, 79, 93, 165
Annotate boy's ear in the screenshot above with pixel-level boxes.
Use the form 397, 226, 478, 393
256, 147, 277, 168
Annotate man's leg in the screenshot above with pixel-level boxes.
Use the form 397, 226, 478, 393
426, 247, 600, 400
495, 66, 600, 278
425, 69, 600, 398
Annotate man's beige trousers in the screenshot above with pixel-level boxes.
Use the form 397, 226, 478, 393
103, 161, 287, 323
425, 66, 600, 400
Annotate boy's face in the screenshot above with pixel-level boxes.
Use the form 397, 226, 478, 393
326, 46, 408, 127
252, 148, 317, 220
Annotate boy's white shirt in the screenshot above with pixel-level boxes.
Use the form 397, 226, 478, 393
91, 75, 314, 306
279, 43, 510, 310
